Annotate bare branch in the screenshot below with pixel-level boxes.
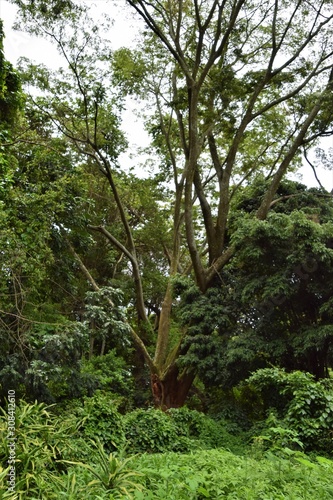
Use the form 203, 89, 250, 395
303, 148, 326, 190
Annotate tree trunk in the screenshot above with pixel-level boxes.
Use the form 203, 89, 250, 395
89, 334, 94, 359
100, 336, 106, 356
151, 364, 196, 409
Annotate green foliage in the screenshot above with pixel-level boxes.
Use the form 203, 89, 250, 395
184, 183, 333, 389
7, 0, 333, 418
75, 391, 126, 453
167, 406, 204, 437
0, 399, 141, 499
0, 465, 14, 499
81, 287, 131, 355
252, 412, 304, 456
24, 325, 92, 402
0, 321, 95, 405
131, 448, 333, 499
0, 97, 96, 402
0, 20, 23, 126
247, 368, 333, 452
1, 399, 333, 498
176, 281, 237, 385
61, 439, 144, 499
168, 406, 247, 453
81, 351, 134, 404
2, 1, 333, 496
0, 400, 91, 498
11, 0, 77, 23
111, 48, 148, 96
123, 408, 189, 453
123, 406, 245, 454
174, 185, 333, 388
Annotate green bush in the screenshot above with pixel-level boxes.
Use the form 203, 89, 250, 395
80, 350, 135, 407
251, 411, 304, 457
166, 406, 204, 437
123, 406, 247, 455
61, 439, 144, 498
247, 368, 333, 453
0, 399, 138, 499
283, 372, 333, 451
169, 406, 249, 453
123, 408, 191, 453
76, 391, 125, 452
1, 399, 333, 499
0, 400, 90, 499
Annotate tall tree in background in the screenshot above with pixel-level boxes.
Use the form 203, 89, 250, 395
8, 0, 333, 407
120, 0, 333, 406
175, 180, 333, 393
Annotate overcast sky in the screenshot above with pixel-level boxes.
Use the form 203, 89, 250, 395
1, 0, 332, 190
0, 0, 151, 175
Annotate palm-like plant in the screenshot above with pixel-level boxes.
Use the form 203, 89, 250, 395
61, 439, 144, 498
0, 465, 18, 499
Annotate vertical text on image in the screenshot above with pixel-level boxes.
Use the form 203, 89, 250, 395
7, 389, 16, 495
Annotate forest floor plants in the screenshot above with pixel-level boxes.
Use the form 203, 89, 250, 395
131, 448, 333, 500
60, 439, 144, 499
1, 399, 333, 499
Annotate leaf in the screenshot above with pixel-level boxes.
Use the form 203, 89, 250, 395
316, 456, 333, 466
197, 486, 211, 497
186, 478, 199, 491
295, 457, 317, 468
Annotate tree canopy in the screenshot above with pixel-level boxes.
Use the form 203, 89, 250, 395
1, 0, 333, 408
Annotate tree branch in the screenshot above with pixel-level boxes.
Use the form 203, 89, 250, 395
66, 240, 156, 372
256, 91, 329, 220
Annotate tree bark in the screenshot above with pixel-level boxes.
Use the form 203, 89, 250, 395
152, 365, 196, 409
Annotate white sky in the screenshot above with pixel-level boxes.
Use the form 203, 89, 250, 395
1, 0, 333, 190
0, 0, 151, 174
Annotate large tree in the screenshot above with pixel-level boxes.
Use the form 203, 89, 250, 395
176, 180, 333, 392
9, 0, 333, 407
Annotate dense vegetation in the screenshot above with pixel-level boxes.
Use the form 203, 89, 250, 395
1, 0, 333, 497
1, 392, 333, 498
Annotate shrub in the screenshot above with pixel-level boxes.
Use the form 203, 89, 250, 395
0, 399, 140, 499
80, 350, 135, 407
123, 408, 191, 453
251, 411, 304, 457
61, 439, 144, 498
123, 406, 247, 455
247, 368, 333, 453
0, 400, 88, 499
76, 391, 125, 452
166, 407, 205, 437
